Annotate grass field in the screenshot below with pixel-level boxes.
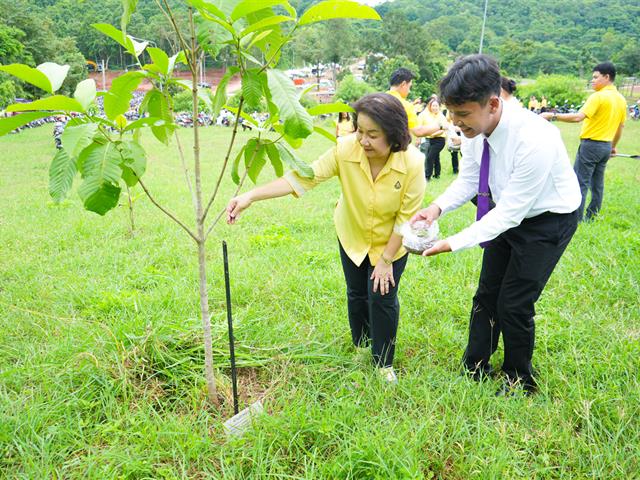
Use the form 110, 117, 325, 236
1, 120, 639, 479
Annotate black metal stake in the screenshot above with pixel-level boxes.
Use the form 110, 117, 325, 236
223, 240, 239, 415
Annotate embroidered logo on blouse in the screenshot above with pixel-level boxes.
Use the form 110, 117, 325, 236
394, 181, 401, 190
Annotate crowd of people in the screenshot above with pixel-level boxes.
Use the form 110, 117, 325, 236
226, 55, 630, 396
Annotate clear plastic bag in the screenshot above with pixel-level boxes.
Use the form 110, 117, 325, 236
400, 220, 439, 254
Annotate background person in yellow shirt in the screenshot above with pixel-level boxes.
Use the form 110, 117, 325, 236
335, 111, 355, 137
418, 96, 448, 180
226, 93, 426, 383
542, 62, 627, 221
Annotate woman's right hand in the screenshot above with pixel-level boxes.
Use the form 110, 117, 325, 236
226, 193, 253, 224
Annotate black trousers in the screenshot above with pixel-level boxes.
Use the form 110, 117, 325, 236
339, 243, 408, 368
450, 149, 459, 174
462, 210, 578, 388
424, 137, 445, 180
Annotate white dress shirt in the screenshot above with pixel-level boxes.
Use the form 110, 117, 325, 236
435, 99, 581, 252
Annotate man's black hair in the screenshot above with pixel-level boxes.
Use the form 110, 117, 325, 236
594, 62, 616, 81
501, 77, 517, 95
389, 68, 415, 87
440, 54, 501, 106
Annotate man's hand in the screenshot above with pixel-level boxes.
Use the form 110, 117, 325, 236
410, 204, 441, 226
540, 112, 554, 121
611, 146, 618, 156
422, 239, 452, 257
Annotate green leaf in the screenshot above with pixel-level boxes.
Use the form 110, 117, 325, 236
77, 142, 123, 215
242, 69, 264, 110
115, 115, 128, 130
92, 23, 129, 51
140, 89, 174, 144
119, 140, 147, 187
62, 123, 99, 159
0, 112, 54, 136
123, 116, 166, 131
146, 48, 170, 75
37, 63, 71, 93
231, 145, 246, 185
226, 106, 260, 128
313, 125, 337, 143
241, 51, 263, 66
168, 51, 187, 73
307, 102, 354, 116
231, 0, 290, 22
211, 67, 239, 117
267, 69, 313, 139
243, 139, 267, 184
275, 142, 313, 178
240, 15, 294, 37
74, 79, 97, 111
186, 0, 226, 20
128, 37, 149, 57
271, 123, 302, 149
7, 96, 85, 113
265, 143, 283, 176
49, 148, 77, 203
0, 64, 52, 93
104, 71, 146, 120
299, 0, 381, 25
121, 0, 139, 34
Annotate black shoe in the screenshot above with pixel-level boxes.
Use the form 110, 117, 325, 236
495, 379, 537, 397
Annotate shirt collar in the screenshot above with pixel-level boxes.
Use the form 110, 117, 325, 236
346, 145, 408, 175
484, 98, 509, 153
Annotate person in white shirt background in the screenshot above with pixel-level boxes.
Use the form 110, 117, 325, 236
411, 54, 581, 396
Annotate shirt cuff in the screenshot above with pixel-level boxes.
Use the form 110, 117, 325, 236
283, 171, 307, 198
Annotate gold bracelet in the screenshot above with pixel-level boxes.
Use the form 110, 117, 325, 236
380, 254, 392, 265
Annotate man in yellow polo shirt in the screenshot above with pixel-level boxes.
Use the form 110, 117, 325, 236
542, 62, 626, 221
386, 68, 440, 139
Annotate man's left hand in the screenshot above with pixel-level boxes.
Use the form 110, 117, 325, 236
422, 239, 452, 257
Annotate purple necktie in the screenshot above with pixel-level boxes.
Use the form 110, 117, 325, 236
477, 138, 491, 248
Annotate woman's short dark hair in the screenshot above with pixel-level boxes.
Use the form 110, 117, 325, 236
440, 54, 501, 106
338, 111, 351, 121
352, 93, 411, 152
594, 62, 616, 81
501, 77, 517, 94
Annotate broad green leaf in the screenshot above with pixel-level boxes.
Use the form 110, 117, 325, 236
226, 106, 260, 128
186, 0, 226, 20
115, 115, 128, 130
307, 102, 354, 116
141, 89, 174, 144
62, 123, 99, 159
299, 0, 381, 25
198, 11, 236, 37
119, 140, 147, 186
123, 116, 166, 131
265, 142, 283, 177
77, 141, 123, 215
0, 112, 54, 136
211, 67, 239, 117
244, 139, 266, 183
92, 23, 129, 51
168, 51, 187, 73
240, 15, 294, 37
242, 69, 264, 110
231, 0, 290, 22
313, 125, 337, 143
231, 145, 246, 185
8, 96, 85, 113
37, 63, 70, 93
267, 69, 313, 139
275, 142, 313, 178
146, 48, 170, 75
0, 64, 52, 93
128, 37, 149, 57
271, 123, 302, 149
241, 51, 263, 66
74, 79, 97, 111
49, 148, 77, 203
121, 0, 139, 33
104, 71, 146, 120
247, 30, 276, 49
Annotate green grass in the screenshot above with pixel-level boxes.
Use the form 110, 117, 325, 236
1, 120, 639, 479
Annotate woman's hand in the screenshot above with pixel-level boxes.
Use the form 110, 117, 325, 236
226, 193, 253, 224
371, 260, 395, 296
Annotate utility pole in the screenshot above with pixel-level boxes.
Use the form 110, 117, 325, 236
479, 0, 489, 54
101, 59, 106, 91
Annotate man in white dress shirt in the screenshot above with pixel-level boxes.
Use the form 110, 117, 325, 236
411, 55, 581, 395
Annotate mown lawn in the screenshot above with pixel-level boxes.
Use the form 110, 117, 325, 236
1, 119, 639, 479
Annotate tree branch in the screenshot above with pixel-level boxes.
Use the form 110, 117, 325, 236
160, 0, 196, 75
137, 178, 198, 242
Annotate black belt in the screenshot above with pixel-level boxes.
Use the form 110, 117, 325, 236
581, 138, 610, 143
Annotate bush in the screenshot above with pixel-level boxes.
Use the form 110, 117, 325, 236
517, 75, 588, 108
335, 74, 375, 103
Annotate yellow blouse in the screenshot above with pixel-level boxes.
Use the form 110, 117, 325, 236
418, 109, 447, 138
284, 135, 426, 266
336, 119, 355, 137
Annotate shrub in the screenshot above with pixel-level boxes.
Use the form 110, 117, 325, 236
335, 74, 375, 103
517, 75, 588, 107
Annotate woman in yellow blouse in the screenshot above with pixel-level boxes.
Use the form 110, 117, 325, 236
418, 97, 447, 181
226, 93, 426, 383
335, 111, 355, 137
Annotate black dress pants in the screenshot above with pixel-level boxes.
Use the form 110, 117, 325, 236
339, 243, 408, 368
425, 137, 445, 180
462, 210, 578, 388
